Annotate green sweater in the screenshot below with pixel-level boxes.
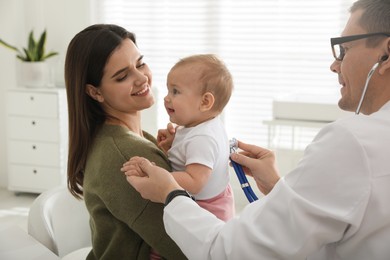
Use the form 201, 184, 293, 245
83, 124, 187, 260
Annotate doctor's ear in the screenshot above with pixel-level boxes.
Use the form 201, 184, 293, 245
200, 92, 215, 112
378, 55, 390, 75
86, 84, 104, 102
378, 39, 390, 74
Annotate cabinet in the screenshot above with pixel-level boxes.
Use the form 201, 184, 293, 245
6, 88, 68, 193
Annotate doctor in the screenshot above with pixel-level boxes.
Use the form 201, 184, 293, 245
122, 0, 390, 258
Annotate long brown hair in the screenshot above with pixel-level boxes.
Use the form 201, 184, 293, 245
64, 24, 137, 199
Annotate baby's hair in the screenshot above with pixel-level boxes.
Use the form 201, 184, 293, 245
172, 54, 234, 112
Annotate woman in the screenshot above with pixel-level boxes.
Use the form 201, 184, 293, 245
64, 24, 186, 260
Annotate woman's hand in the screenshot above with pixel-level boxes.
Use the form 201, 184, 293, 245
230, 140, 280, 195
157, 123, 176, 153
122, 157, 182, 203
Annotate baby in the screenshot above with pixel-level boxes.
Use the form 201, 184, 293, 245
124, 54, 235, 221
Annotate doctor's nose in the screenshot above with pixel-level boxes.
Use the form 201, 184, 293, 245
330, 60, 340, 74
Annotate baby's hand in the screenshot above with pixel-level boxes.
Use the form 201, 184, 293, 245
121, 156, 147, 177
157, 122, 176, 153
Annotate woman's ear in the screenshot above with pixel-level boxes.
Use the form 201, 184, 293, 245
86, 84, 104, 102
200, 92, 215, 112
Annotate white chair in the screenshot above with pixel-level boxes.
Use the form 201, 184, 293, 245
28, 186, 92, 259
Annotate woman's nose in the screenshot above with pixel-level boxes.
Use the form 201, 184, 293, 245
134, 73, 148, 86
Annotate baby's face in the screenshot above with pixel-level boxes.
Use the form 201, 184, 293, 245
164, 65, 209, 127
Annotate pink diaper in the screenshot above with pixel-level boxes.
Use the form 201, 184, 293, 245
196, 183, 235, 222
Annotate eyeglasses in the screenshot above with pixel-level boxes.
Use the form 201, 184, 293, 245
330, 32, 390, 61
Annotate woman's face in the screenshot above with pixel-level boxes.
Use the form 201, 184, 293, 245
96, 38, 154, 117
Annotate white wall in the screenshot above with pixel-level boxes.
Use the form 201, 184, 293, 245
0, 0, 92, 188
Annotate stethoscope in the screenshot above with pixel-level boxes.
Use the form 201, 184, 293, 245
230, 138, 259, 203
355, 55, 388, 114
355, 62, 379, 114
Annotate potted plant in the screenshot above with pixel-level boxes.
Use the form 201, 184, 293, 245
0, 29, 58, 88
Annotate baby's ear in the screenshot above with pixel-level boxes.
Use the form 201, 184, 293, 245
86, 84, 104, 102
200, 92, 215, 112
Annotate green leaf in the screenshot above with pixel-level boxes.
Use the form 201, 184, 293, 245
43, 51, 58, 60
36, 30, 46, 61
22, 48, 32, 62
16, 55, 26, 61
27, 30, 36, 56
1, 29, 58, 61
0, 38, 19, 52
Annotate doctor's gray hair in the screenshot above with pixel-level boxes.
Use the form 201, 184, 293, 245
351, 0, 390, 47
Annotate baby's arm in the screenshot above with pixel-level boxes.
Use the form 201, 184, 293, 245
157, 123, 176, 153
122, 158, 143, 177
172, 164, 211, 195
122, 159, 211, 195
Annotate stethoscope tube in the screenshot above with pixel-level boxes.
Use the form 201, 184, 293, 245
355, 62, 380, 114
231, 159, 259, 203
230, 138, 258, 203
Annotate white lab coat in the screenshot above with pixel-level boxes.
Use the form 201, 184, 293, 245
164, 102, 390, 260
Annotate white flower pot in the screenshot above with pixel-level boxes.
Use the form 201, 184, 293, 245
17, 61, 54, 88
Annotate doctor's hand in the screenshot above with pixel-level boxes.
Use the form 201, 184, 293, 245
157, 123, 176, 153
230, 140, 280, 195
122, 156, 182, 203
